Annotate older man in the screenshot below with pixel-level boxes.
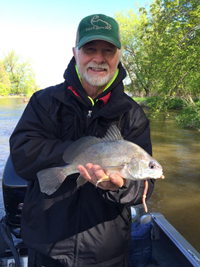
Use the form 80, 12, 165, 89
10, 14, 154, 267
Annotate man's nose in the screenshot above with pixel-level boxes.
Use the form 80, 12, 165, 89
93, 51, 105, 64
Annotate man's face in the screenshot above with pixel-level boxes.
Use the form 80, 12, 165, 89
73, 40, 120, 89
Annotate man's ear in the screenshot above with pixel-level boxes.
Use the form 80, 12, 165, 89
72, 47, 77, 62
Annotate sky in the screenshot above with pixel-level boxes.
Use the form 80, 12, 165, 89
0, 0, 152, 88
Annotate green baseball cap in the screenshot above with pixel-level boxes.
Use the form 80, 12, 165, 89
75, 14, 121, 49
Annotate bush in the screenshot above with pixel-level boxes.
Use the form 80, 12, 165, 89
175, 102, 200, 130
0, 83, 10, 96
133, 96, 185, 110
167, 98, 185, 109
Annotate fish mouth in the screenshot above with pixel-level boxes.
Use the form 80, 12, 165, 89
150, 171, 164, 179
155, 173, 165, 179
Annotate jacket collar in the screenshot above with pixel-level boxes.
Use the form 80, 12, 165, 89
52, 56, 131, 115
67, 85, 111, 107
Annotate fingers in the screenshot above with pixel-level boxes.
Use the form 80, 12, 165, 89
78, 163, 93, 181
78, 164, 105, 186
109, 173, 125, 188
78, 164, 125, 191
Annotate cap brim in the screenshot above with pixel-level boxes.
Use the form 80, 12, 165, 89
78, 35, 121, 49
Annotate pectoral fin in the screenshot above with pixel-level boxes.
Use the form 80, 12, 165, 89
76, 175, 88, 187
96, 175, 110, 187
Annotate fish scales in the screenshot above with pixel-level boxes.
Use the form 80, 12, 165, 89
71, 140, 133, 168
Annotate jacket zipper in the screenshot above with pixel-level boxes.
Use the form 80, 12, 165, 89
85, 109, 92, 135
87, 110, 92, 118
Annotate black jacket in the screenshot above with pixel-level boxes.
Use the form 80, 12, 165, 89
10, 57, 154, 266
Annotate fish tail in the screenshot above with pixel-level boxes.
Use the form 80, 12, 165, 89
37, 167, 66, 195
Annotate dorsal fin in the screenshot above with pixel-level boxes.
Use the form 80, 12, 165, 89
63, 125, 123, 163
63, 136, 101, 163
102, 124, 123, 142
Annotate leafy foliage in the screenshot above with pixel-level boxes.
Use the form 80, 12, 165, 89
116, 0, 200, 129
0, 51, 39, 96
134, 96, 185, 109
175, 102, 200, 130
0, 61, 11, 96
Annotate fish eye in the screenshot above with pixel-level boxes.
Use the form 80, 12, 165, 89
149, 161, 156, 169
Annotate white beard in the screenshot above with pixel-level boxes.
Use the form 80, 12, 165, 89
76, 61, 116, 87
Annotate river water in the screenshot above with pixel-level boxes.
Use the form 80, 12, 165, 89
0, 97, 200, 252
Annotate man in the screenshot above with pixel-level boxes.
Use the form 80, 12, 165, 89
10, 14, 154, 267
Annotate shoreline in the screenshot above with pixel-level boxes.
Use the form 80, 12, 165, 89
0, 95, 25, 98
0, 95, 30, 102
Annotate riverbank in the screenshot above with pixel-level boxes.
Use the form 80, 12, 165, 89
0, 95, 30, 102
133, 96, 200, 130
0, 95, 21, 98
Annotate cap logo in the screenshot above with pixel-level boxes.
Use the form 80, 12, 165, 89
86, 15, 112, 31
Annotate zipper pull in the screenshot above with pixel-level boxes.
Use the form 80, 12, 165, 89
87, 110, 92, 118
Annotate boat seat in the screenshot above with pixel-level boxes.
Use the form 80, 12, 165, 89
2, 156, 27, 228
2, 155, 27, 187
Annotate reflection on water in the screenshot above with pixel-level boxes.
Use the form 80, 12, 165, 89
146, 110, 200, 252
0, 99, 200, 252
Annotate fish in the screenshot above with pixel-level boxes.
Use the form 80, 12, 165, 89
37, 125, 164, 204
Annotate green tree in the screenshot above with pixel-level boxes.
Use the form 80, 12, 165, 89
116, 0, 200, 128
0, 61, 11, 96
116, 9, 154, 96
3, 51, 39, 95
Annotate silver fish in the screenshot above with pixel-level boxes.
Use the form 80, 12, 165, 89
37, 125, 164, 195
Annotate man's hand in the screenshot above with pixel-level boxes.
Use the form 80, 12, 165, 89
78, 163, 125, 191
